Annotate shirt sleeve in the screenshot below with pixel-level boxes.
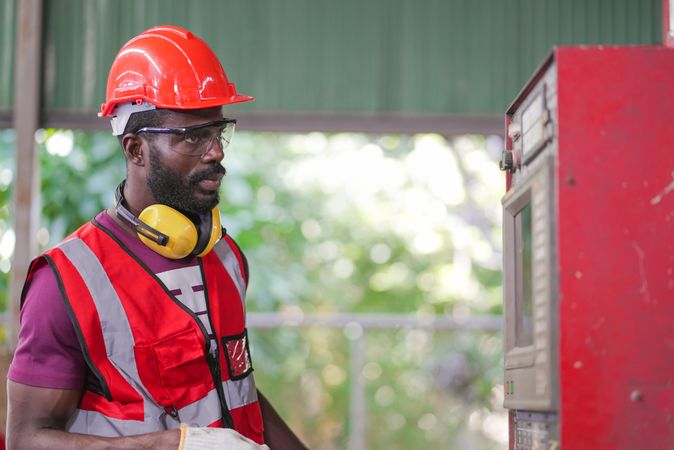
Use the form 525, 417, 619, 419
8, 260, 88, 389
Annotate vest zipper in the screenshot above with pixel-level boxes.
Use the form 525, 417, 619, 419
163, 405, 180, 422
206, 350, 235, 428
162, 295, 235, 429
198, 259, 236, 429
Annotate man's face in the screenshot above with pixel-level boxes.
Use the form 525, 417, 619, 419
144, 108, 227, 215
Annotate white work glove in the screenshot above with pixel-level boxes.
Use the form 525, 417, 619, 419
179, 423, 270, 450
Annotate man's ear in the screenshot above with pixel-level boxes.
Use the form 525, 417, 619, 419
121, 134, 145, 167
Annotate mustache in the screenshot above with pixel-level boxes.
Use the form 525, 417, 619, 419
188, 164, 226, 185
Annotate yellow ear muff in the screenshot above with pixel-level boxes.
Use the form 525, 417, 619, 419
196, 207, 222, 257
137, 204, 198, 259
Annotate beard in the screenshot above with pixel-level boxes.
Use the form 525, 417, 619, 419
146, 146, 226, 215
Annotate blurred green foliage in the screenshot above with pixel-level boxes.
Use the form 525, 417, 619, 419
0, 127, 506, 449
39, 129, 126, 237
0, 129, 17, 313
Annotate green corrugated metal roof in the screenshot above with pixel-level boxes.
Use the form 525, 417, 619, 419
0, 0, 16, 112
4, 0, 665, 122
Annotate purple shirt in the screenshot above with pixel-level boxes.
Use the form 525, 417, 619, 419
8, 211, 201, 389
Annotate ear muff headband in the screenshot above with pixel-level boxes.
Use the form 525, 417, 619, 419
193, 209, 213, 256
114, 180, 222, 259
115, 182, 170, 245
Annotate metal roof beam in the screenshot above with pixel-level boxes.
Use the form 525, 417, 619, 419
8, 0, 43, 353
38, 111, 504, 137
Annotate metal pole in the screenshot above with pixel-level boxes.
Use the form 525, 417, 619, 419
347, 331, 366, 450
664, 0, 674, 46
8, 0, 43, 352
248, 311, 503, 330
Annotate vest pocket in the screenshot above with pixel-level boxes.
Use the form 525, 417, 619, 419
232, 402, 265, 445
134, 327, 212, 408
221, 329, 254, 380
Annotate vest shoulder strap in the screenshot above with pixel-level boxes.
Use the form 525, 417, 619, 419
223, 235, 249, 285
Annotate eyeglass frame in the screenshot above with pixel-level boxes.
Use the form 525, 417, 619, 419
135, 118, 237, 156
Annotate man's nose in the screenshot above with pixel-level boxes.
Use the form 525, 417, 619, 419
200, 135, 225, 162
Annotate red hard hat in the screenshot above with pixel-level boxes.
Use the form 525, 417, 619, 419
100, 25, 253, 117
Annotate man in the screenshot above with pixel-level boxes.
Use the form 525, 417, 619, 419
6, 26, 307, 449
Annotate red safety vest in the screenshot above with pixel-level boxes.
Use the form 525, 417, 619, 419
24, 219, 264, 443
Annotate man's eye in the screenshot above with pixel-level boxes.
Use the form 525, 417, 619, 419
183, 132, 202, 145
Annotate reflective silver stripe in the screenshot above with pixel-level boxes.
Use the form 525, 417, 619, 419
67, 388, 229, 436
213, 240, 246, 309
58, 239, 156, 406
178, 388, 222, 426
67, 382, 255, 436
223, 374, 258, 409
67, 409, 167, 437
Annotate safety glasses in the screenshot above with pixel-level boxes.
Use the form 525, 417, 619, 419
136, 118, 236, 157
